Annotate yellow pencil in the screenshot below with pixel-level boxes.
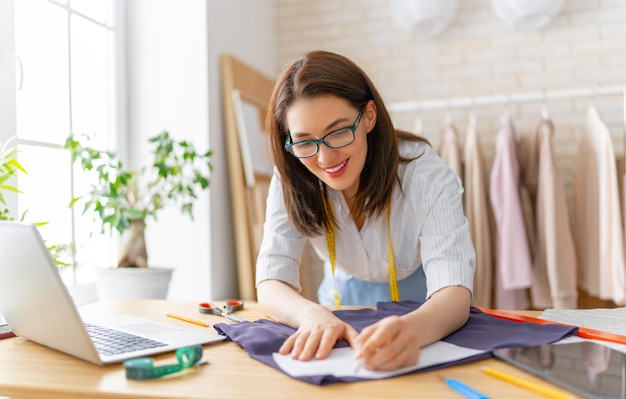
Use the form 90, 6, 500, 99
163, 311, 209, 327
482, 366, 576, 399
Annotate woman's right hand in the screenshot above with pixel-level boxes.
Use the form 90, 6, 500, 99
257, 279, 358, 361
278, 307, 358, 361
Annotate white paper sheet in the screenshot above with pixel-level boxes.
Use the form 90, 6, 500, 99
272, 341, 486, 379
541, 307, 626, 336
540, 308, 626, 353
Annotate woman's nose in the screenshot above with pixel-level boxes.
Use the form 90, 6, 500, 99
316, 143, 336, 163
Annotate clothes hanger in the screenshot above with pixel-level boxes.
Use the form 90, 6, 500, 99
587, 86, 599, 121
502, 94, 512, 120
443, 99, 453, 126
541, 89, 550, 120
468, 96, 477, 131
412, 103, 424, 135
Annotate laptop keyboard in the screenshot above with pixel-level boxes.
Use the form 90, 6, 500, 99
85, 323, 168, 356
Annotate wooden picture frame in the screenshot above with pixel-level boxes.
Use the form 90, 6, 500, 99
220, 53, 323, 301
220, 54, 275, 300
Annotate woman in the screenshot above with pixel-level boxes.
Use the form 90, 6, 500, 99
256, 50, 475, 371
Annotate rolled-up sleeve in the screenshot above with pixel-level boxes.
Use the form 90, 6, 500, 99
255, 174, 308, 291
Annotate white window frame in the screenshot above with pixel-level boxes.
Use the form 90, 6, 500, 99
0, 0, 127, 304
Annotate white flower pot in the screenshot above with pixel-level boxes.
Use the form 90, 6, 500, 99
95, 267, 173, 300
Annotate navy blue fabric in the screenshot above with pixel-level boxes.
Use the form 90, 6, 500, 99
214, 301, 577, 385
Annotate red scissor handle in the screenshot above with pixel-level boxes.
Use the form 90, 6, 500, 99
198, 302, 223, 315
224, 300, 244, 313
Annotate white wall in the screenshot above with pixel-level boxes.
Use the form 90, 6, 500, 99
205, 1, 275, 299
126, 0, 274, 301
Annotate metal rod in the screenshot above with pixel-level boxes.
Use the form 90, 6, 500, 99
387, 85, 626, 113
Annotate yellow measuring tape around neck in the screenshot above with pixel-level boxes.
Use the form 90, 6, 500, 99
322, 194, 399, 307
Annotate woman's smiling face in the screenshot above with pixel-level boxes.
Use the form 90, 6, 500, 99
285, 95, 375, 201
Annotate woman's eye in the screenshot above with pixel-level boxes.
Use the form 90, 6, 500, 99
331, 128, 350, 138
296, 141, 315, 149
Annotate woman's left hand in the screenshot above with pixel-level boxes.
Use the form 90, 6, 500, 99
353, 315, 421, 370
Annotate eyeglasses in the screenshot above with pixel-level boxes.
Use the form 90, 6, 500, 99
284, 107, 364, 159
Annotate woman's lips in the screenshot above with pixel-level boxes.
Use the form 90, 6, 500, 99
323, 159, 348, 177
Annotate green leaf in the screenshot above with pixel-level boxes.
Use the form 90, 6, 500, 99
123, 208, 145, 220
0, 184, 22, 193
68, 196, 83, 207
7, 158, 27, 174
0, 173, 13, 186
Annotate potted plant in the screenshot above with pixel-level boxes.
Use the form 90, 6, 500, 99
65, 131, 213, 299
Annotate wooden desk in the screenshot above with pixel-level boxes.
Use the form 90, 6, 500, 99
0, 300, 572, 399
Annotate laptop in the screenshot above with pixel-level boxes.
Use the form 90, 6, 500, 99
0, 221, 225, 365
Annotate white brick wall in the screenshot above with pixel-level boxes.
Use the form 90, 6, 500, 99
274, 0, 626, 304
274, 0, 625, 156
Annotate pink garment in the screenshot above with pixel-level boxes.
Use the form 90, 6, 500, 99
489, 114, 533, 310
464, 119, 493, 308
518, 119, 578, 309
573, 107, 626, 305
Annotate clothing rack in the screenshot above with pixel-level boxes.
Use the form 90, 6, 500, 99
387, 84, 626, 152
387, 85, 625, 114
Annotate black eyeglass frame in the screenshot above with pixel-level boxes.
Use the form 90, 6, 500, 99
284, 107, 365, 159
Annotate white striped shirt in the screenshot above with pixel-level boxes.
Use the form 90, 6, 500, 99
256, 140, 476, 300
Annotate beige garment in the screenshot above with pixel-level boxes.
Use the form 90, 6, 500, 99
438, 121, 463, 178
573, 108, 626, 305
463, 119, 493, 308
517, 119, 577, 309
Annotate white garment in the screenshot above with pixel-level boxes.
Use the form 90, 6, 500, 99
256, 140, 476, 302
573, 107, 626, 305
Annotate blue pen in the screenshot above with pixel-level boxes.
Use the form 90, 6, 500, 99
439, 375, 490, 399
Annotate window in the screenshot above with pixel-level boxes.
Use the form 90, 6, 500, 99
0, 0, 124, 286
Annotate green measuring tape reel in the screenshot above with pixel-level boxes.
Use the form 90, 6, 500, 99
124, 344, 204, 380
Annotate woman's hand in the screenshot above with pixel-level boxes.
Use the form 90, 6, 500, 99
353, 286, 471, 371
257, 279, 359, 361
279, 309, 358, 361
353, 315, 421, 370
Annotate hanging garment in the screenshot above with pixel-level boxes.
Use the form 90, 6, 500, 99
438, 120, 463, 178
489, 114, 533, 310
517, 118, 578, 309
463, 118, 493, 308
573, 107, 626, 305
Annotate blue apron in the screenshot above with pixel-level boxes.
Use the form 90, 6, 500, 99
317, 262, 427, 306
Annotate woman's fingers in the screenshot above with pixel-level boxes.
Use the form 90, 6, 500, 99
365, 333, 419, 370
278, 331, 298, 355
342, 324, 360, 347
316, 323, 347, 359
355, 316, 400, 354
279, 320, 358, 361
354, 316, 420, 370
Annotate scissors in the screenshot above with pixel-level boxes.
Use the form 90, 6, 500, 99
198, 300, 245, 324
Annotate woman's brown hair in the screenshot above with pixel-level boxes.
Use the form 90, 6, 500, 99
267, 50, 426, 236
